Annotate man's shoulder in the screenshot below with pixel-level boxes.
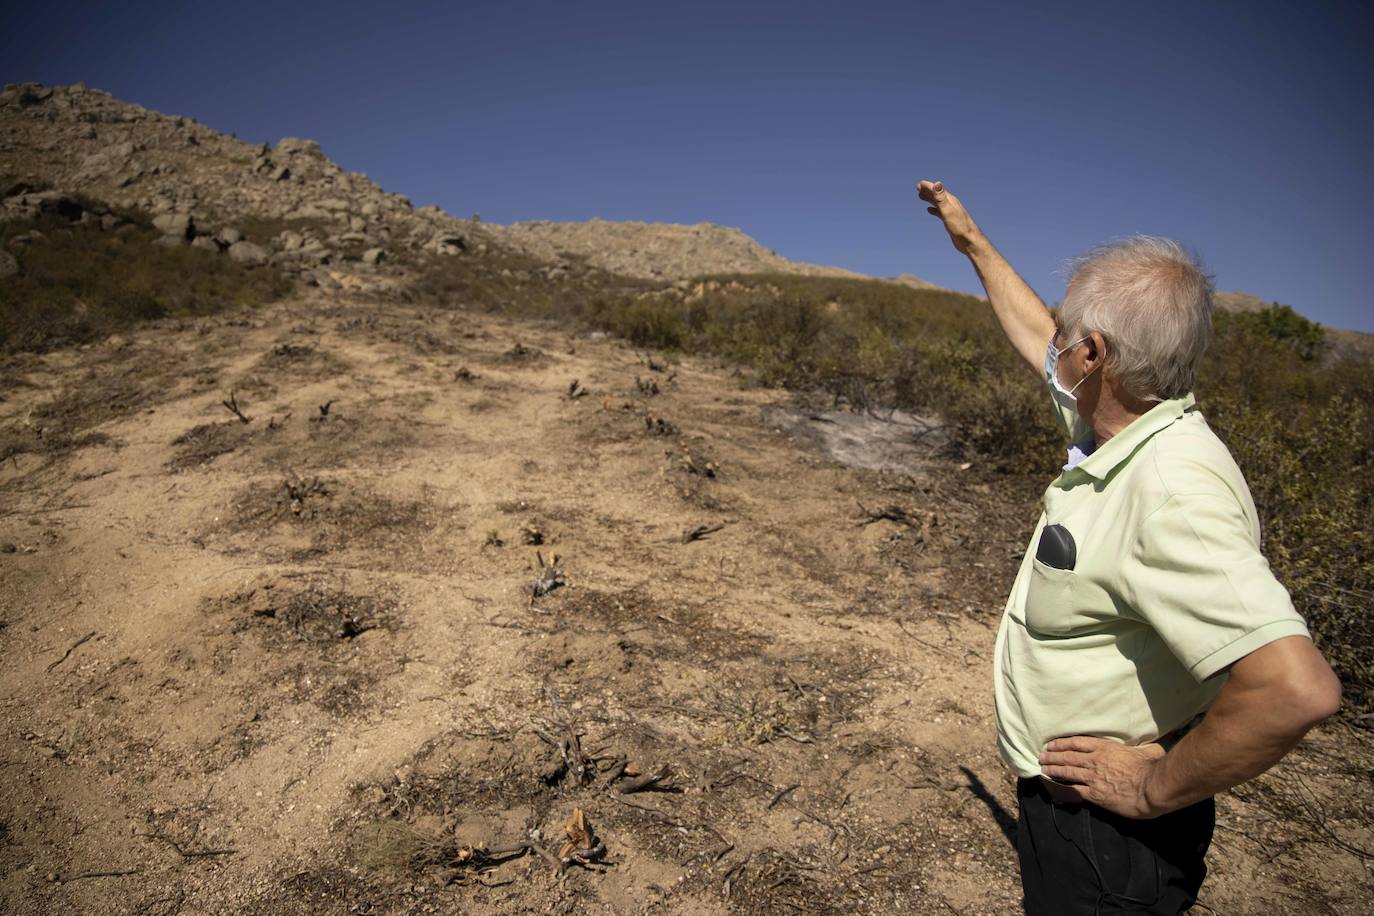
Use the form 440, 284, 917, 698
1138, 409, 1252, 506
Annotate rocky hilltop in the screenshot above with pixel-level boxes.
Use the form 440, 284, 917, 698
0, 81, 937, 289
0, 82, 487, 289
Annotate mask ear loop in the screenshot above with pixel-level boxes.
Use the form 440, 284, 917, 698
1065, 333, 1104, 396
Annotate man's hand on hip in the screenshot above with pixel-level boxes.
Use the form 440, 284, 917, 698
1038, 736, 1168, 818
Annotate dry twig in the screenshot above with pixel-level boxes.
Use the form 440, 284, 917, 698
46, 631, 96, 673
221, 391, 250, 423
681, 523, 726, 544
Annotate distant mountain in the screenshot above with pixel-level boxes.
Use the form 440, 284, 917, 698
496, 217, 944, 287
1214, 290, 1271, 313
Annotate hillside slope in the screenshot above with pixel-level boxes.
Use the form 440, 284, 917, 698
2, 79, 1372, 915
2, 293, 1369, 913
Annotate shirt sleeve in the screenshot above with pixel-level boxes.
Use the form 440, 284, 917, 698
1123, 491, 1310, 681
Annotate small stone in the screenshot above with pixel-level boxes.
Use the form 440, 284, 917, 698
361, 248, 385, 265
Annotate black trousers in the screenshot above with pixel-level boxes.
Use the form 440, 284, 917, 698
1016, 777, 1215, 915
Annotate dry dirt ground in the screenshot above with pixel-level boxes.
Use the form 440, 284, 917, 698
1, 293, 1370, 914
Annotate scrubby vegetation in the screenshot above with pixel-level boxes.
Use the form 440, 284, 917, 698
0, 208, 289, 352
3, 224, 1367, 716
416, 256, 1374, 717
1203, 310, 1374, 713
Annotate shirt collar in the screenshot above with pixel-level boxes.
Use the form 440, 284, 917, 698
1066, 392, 1196, 482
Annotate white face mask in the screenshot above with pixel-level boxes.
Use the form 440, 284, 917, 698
1045, 333, 1099, 412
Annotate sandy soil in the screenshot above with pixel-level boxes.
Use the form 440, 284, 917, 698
1, 293, 1370, 914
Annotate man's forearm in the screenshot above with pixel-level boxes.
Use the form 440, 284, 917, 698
1142, 693, 1310, 813
1040, 635, 1341, 819
916, 181, 1055, 370
963, 232, 1056, 370
1142, 636, 1342, 814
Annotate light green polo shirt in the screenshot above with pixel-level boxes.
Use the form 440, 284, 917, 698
992, 366, 1312, 778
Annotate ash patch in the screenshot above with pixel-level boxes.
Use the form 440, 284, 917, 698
762, 402, 946, 473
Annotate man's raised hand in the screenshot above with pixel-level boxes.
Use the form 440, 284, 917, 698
917, 179, 981, 256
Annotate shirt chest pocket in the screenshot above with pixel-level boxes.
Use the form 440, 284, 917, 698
1024, 558, 1112, 636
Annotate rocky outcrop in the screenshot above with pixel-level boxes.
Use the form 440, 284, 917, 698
0, 81, 492, 281
1, 189, 130, 232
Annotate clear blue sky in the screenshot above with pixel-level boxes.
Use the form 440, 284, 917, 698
5, 0, 1373, 331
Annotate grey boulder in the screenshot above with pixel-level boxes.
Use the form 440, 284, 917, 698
227, 241, 269, 266
152, 212, 193, 239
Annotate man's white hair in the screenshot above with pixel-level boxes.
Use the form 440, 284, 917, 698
1056, 235, 1216, 402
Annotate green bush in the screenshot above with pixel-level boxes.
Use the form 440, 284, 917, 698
1225, 303, 1328, 362
1201, 316, 1374, 713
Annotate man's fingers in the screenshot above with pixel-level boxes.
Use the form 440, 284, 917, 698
916, 179, 946, 202
1045, 736, 1105, 753
1039, 750, 1094, 769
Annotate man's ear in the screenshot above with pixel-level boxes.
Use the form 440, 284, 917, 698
1085, 330, 1108, 366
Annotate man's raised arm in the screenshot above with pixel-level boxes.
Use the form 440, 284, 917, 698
917, 179, 1055, 372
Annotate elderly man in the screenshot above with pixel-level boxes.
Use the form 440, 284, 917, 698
917, 179, 1342, 914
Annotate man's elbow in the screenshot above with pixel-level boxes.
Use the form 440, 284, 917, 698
1287, 665, 1342, 731
1239, 635, 1344, 732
